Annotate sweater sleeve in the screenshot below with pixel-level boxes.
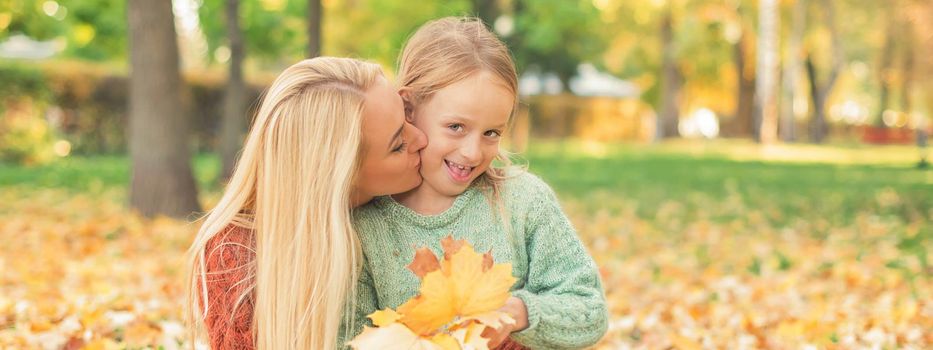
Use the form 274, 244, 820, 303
337, 258, 379, 349
508, 179, 609, 349
202, 227, 256, 350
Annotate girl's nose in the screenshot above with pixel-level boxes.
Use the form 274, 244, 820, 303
459, 138, 482, 164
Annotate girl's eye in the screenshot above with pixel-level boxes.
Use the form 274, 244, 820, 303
392, 142, 408, 153
448, 124, 464, 132
485, 130, 502, 138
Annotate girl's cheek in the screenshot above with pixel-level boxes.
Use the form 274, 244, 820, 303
480, 153, 495, 168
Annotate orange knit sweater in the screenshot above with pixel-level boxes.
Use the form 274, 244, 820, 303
202, 225, 256, 350
201, 225, 527, 350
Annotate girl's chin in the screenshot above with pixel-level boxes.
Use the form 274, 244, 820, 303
419, 177, 470, 197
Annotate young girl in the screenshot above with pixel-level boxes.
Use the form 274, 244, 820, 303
345, 17, 608, 349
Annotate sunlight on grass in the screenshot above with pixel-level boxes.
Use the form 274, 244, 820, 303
527, 138, 927, 166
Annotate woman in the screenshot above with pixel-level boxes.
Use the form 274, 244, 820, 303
185, 57, 427, 350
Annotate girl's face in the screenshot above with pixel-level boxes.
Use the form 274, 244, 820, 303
404, 70, 514, 198
353, 75, 428, 207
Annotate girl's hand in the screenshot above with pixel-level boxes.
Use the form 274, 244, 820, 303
482, 296, 529, 348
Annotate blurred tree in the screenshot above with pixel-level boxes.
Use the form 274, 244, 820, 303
471, 0, 499, 28
657, 3, 681, 139
0, 0, 59, 41
197, 0, 473, 69
884, 0, 919, 124
755, 0, 779, 143
219, 0, 246, 181
722, 0, 760, 139
62, 0, 126, 60
805, 0, 843, 143
595, 1, 661, 107
899, 23, 914, 116
1, 0, 126, 61
507, 0, 606, 88
780, 0, 806, 142
875, 2, 897, 128
308, 0, 321, 57
198, 0, 306, 68
127, 0, 200, 217
596, 0, 745, 138
321, 0, 470, 68
733, 21, 756, 138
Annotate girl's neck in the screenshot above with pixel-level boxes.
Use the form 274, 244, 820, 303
393, 183, 459, 215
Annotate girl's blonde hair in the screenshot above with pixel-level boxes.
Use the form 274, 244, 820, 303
398, 16, 522, 190
185, 57, 381, 350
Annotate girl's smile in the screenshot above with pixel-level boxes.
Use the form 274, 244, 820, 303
444, 159, 475, 183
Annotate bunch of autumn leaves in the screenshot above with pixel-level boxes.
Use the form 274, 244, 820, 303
349, 237, 518, 350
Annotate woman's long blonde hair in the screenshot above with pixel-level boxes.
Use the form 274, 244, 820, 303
185, 57, 381, 350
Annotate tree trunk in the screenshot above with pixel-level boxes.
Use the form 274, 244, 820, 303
806, 0, 843, 143
896, 2, 914, 116
657, 5, 681, 139
472, 0, 500, 29
505, 0, 525, 73
127, 0, 200, 218
220, 0, 247, 181
755, 0, 780, 144
805, 55, 827, 143
876, 5, 896, 127
900, 27, 914, 115
733, 27, 756, 138
780, 0, 806, 142
307, 0, 322, 58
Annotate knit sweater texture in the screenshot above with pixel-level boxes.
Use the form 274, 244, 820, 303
341, 172, 609, 349
201, 225, 256, 350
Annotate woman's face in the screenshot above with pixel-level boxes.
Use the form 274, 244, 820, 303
352, 76, 428, 207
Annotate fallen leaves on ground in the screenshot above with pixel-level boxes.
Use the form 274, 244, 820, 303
567, 190, 931, 350
0, 185, 929, 349
0, 188, 193, 349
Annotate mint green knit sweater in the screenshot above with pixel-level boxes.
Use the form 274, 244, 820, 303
339, 172, 608, 349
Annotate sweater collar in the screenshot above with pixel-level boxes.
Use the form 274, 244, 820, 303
373, 186, 480, 230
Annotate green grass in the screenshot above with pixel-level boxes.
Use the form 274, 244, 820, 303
521, 140, 931, 234
2, 139, 930, 230
0, 154, 221, 193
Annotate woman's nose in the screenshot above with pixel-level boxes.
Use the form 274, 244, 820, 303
407, 123, 428, 153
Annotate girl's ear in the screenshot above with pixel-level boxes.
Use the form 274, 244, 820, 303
398, 87, 416, 122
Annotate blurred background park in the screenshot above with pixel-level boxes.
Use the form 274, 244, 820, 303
0, 0, 931, 349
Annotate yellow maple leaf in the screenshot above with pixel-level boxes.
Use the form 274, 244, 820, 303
458, 311, 516, 332
369, 308, 403, 327
450, 322, 492, 349
350, 237, 517, 350
398, 237, 516, 335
